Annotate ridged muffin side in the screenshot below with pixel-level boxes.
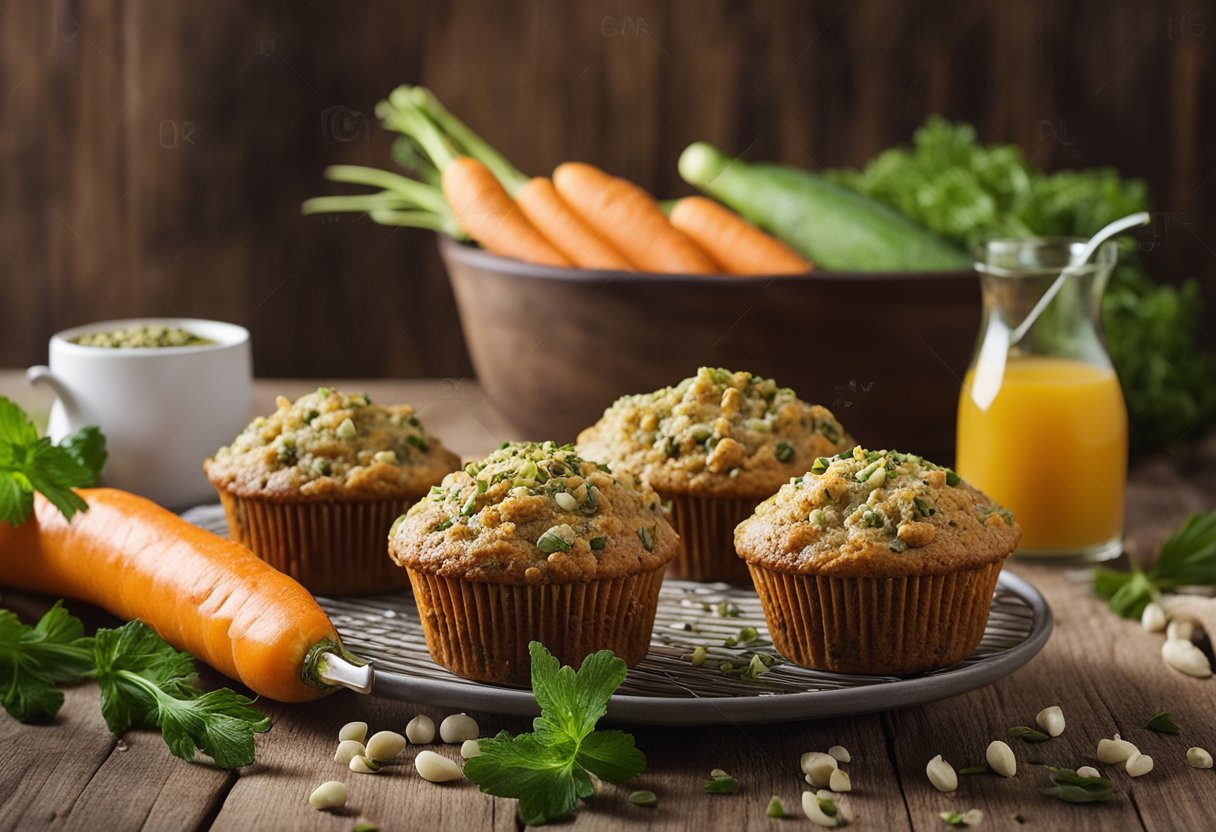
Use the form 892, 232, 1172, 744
389, 441, 679, 685
204, 388, 460, 594
736, 447, 1021, 674
577, 367, 851, 582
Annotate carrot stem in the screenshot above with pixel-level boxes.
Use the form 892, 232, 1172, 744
322, 164, 447, 212
409, 87, 529, 195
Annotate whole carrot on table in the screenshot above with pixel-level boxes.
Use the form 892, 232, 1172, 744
0, 489, 354, 703
516, 177, 635, 270
553, 161, 719, 274
670, 195, 812, 275
442, 157, 573, 268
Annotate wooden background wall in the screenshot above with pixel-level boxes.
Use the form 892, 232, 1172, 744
2, 0, 1213, 377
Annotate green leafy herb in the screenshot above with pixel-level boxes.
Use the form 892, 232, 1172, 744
1040, 768, 1113, 804
0, 601, 94, 721
0, 603, 268, 768
828, 116, 1216, 451
589, 536, 607, 551
1008, 726, 1050, 743
958, 765, 989, 775
1145, 710, 1180, 735
464, 642, 645, 826
766, 796, 785, 818
0, 397, 107, 526
810, 457, 830, 475
1094, 510, 1216, 618
1012, 812, 1025, 824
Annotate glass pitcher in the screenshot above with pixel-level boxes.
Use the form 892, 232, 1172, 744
956, 238, 1127, 563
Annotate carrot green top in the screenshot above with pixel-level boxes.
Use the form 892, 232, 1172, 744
576, 367, 852, 498
204, 388, 459, 500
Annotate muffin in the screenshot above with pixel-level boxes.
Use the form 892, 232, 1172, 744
204, 387, 460, 595
735, 446, 1021, 674
388, 440, 679, 686
576, 367, 852, 583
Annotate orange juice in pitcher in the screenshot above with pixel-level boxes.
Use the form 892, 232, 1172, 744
956, 238, 1127, 562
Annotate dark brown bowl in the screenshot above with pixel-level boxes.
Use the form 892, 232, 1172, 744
440, 237, 980, 463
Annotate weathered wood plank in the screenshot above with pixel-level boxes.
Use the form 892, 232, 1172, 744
209, 700, 521, 832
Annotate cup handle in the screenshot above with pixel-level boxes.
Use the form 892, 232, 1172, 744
27, 365, 85, 431
27, 365, 70, 398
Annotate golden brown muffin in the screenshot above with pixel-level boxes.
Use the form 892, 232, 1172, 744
205, 387, 460, 595
735, 446, 1021, 674
389, 440, 679, 685
576, 367, 851, 582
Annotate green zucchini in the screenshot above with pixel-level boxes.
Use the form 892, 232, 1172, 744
678, 142, 971, 272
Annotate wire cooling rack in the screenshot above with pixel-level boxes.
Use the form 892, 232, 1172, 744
184, 504, 1052, 725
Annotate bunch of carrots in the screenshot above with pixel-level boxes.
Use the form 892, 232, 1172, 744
302, 87, 811, 276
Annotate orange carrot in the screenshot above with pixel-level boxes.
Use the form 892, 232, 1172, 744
670, 196, 813, 275
516, 177, 635, 271
442, 157, 572, 267
552, 162, 718, 274
0, 490, 343, 702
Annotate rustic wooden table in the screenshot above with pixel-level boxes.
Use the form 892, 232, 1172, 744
1, 373, 1214, 832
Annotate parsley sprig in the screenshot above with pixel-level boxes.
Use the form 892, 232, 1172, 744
1094, 511, 1216, 618
0, 602, 269, 768
0, 396, 107, 526
464, 642, 646, 826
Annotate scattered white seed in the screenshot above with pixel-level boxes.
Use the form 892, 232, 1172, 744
985, 740, 1017, 778
460, 739, 481, 759
349, 754, 382, 774
440, 713, 480, 744
1035, 705, 1066, 737
828, 769, 851, 793
406, 714, 436, 744
334, 739, 366, 765
1167, 619, 1195, 642
554, 492, 578, 511
1162, 638, 1213, 678
926, 754, 958, 793
1097, 737, 1139, 764
827, 745, 851, 763
338, 721, 368, 744
801, 790, 840, 827
960, 808, 984, 827
1140, 602, 1167, 633
365, 730, 406, 763
801, 752, 839, 788
415, 750, 463, 783
1186, 747, 1213, 769
308, 780, 348, 811
1126, 752, 1154, 777
1076, 766, 1101, 779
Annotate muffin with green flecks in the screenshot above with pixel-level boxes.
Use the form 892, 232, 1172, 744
204, 387, 459, 595
735, 446, 1021, 674
576, 367, 852, 583
388, 440, 678, 686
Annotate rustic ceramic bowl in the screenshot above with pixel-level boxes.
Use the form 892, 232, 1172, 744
439, 237, 980, 462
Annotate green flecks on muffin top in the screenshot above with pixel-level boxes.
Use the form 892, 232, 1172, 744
407, 440, 664, 553
643, 368, 844, 465
214, 387, 437, 483
576, 368, 851, 497
772, 446, 1005, 553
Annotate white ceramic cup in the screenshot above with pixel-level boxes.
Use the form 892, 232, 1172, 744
28, 318, 252, 510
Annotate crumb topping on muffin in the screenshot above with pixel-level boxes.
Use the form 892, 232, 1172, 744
389, 440, 678, 582
576, 367, 852, 498
735, 446, 1020, 577
204, 387, 459, 500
